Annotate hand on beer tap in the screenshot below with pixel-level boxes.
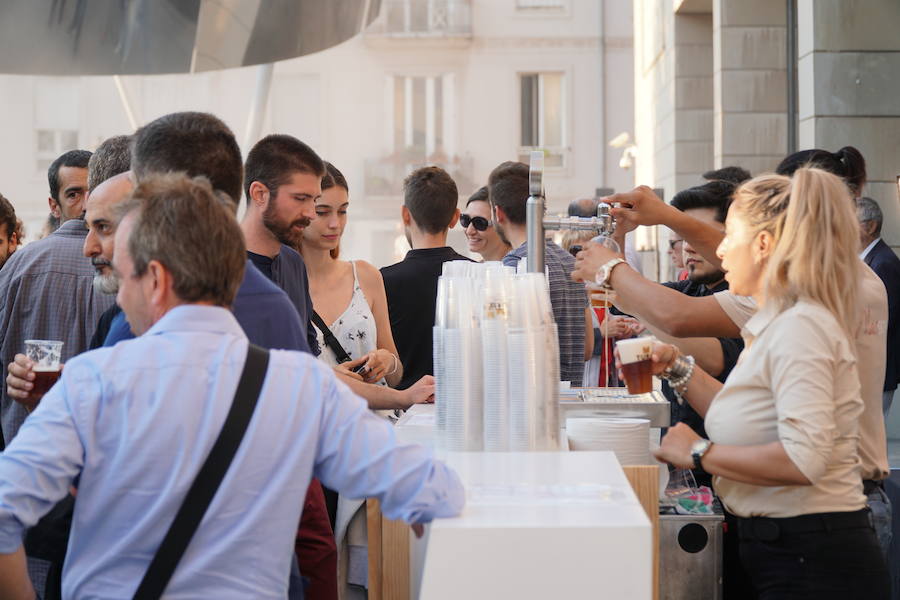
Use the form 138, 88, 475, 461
653, 423, 702, 470
606, 185, 677, 229
6, 353, 64, 411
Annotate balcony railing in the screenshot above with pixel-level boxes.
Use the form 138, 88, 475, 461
368, 0, 472, 37
364, 153, 475, 198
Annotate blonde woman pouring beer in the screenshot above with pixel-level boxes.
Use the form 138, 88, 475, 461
645, 169, 888, 599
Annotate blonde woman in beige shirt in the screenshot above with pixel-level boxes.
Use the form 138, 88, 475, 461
652, 169, 889, 599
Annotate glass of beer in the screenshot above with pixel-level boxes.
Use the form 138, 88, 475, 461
616, 337, 653, 395
25, 339, 64, 399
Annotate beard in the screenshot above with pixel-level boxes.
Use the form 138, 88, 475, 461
91, 257, 119, 294
262, 202, 310, 249
494, 221, 510, 246
688, 264, 726, 286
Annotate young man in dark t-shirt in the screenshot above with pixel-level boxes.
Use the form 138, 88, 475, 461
381, 166, 473, 390
655, 182, 745, 481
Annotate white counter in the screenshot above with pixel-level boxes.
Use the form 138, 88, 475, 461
396, 406, 653, 599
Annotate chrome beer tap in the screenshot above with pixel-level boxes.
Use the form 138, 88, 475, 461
525, 151, 616, 273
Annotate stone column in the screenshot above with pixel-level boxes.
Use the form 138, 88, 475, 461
797, 0, 900, 250
712, 0, 787, 175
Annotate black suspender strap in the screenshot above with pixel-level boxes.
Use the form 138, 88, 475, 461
133, 344, 270, 600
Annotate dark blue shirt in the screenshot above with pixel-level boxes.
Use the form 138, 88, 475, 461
248, 246, 319, 355
104, 260, 310, 354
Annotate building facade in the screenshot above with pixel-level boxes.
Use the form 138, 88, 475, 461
0, 0, 635, 268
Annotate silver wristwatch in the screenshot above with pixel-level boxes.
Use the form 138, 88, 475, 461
595, 258, 626, 289
691, 439, 713, 471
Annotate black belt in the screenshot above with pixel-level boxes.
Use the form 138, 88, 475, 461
737, 509, 873, 542
863, 479, 884, 495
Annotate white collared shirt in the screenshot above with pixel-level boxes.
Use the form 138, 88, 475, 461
705, 300, 867, 518
713, 260, 890, 481
860, 237, 880, 260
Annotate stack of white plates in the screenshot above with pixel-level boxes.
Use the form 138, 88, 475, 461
566, 417, 652, 465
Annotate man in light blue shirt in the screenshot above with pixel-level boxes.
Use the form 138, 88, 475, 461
0, 173, 464, 599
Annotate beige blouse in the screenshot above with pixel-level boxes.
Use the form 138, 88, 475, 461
713, 261, 889, 482
704, 300, 866, 518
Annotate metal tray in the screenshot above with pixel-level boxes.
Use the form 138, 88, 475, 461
559, 388, 671, 427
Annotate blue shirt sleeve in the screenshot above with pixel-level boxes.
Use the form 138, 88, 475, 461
0, 366, 88, 552
312, 374, 464, 524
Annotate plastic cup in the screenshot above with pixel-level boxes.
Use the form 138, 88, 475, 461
25, 339, 63, 397
616, 337, 653, 394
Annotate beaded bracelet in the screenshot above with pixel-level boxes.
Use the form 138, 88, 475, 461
659, 351, 695, 404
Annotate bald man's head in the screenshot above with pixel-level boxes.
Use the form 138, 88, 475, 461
84, 171, 135, 294
567, 197, 599, 218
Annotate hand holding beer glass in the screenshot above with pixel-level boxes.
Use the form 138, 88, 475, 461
615, 337, 654, 394
19, 340, 64, 408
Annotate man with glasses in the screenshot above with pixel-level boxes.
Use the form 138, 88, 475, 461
460, 187, 510, 262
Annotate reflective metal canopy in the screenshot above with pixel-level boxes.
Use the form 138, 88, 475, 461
0, 0, 381, 75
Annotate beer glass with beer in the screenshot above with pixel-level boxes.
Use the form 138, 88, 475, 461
616, 337, 653, 395
25, 339, 63, 400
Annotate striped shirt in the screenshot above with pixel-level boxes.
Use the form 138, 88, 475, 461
0, 219, 115, 448
503, 240, 588, 386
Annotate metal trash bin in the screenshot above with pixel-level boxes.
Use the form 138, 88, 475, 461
659, 511, 723, 600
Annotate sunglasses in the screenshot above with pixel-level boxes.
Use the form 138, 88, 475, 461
459, 214, 491, 231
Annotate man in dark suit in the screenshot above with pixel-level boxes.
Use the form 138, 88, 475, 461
857, 197, 900, 418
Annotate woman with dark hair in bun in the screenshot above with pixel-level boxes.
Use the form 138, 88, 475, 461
776, 146, 867, 197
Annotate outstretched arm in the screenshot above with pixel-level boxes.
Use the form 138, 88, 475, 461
572, 243, 741, 338
606, 186, 726, 269
314, 376, 463, 524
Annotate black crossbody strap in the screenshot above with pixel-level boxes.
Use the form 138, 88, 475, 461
133, 344, 270, 600
311, 310, 353, 364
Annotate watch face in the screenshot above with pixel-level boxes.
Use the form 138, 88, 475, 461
691, 439, 710, 455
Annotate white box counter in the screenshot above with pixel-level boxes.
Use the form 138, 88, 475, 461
395, 406, 653, 599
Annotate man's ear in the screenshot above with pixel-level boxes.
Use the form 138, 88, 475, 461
863, 220, 879, 239
248, 181, 270, 210
146, 260, 170, 306
48, 197, 61, 220
493, 204, 507, 225
447, 208, 460, 229
401, 205, 412, 227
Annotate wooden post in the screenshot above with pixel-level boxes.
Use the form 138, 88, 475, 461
622, 465, 660, 600
367, 498, 411, 600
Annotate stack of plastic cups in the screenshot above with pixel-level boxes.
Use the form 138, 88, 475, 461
532, 274, 560, 451
434, 265, 484, 451
505, 273, 561, 451
506, 274, 540, 451
481, 264, 512, 451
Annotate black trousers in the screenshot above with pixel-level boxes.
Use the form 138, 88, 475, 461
737, 509, 889, 600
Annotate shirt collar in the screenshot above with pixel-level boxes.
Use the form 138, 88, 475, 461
404, 247, 456, 259
51, 219, 89, 237
144, 305, 247, 339
741, 300, 781, 343
859, 238, 880, 260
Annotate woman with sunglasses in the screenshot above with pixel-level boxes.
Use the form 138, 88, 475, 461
461, 186, 511, 262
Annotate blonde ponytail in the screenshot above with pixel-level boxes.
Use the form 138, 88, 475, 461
732, 168, 861, 335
